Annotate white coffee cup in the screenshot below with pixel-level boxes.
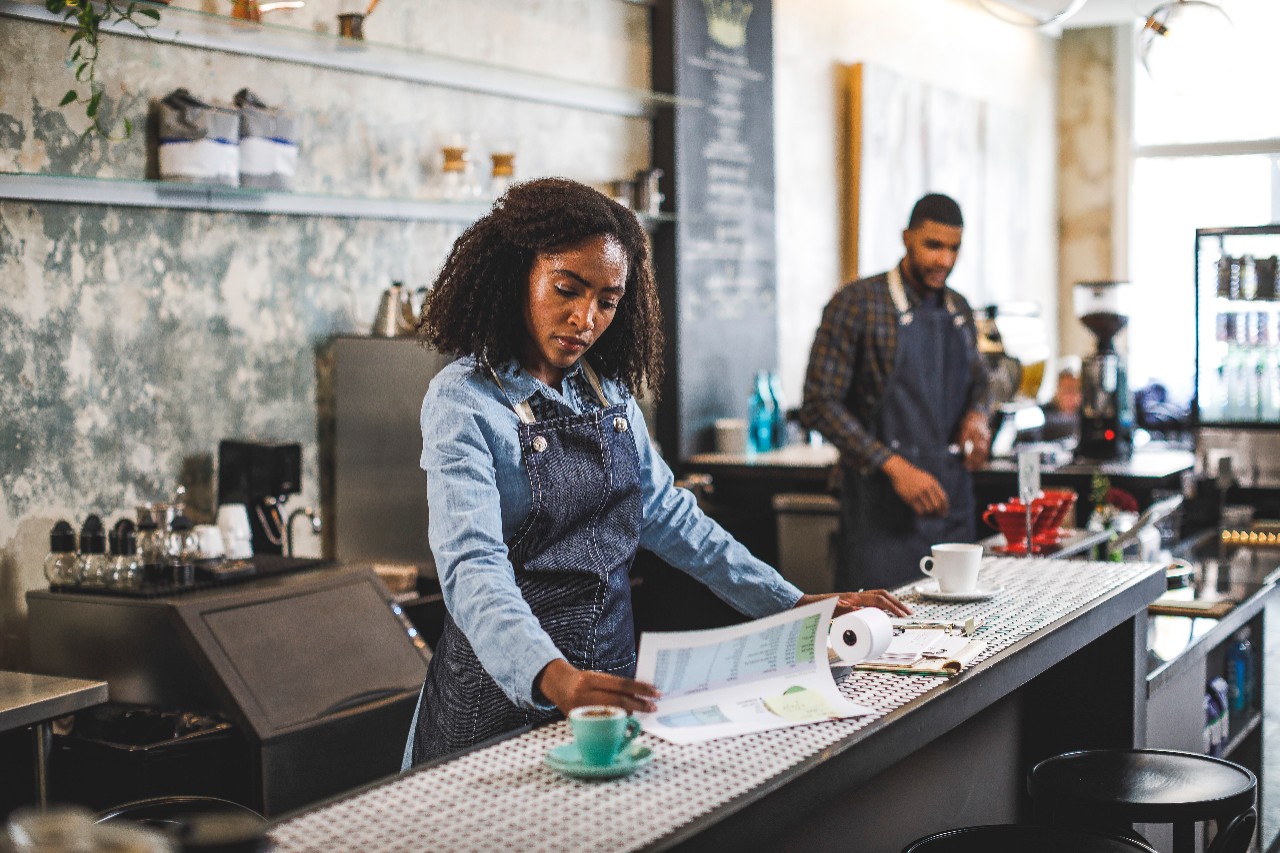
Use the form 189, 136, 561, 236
919, 543, 983, 593
216, 503, 253, 559
714, 418, 748, 454
193, 524, 225, 559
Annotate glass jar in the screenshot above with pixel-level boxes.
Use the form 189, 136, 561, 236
43, 520, 79, 587
166, 514, 199, 587
77, 515, 110, 587
108, 519, 143, 590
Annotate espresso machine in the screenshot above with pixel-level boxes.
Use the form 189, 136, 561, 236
1074, 281, 1135, 461
217, 440, 302, 555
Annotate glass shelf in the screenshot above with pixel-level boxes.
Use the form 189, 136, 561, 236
0, 171, 677, 228
0, 0, 688, 118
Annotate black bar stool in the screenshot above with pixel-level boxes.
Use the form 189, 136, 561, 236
1028, 749, 1257, 853
902, 824, 1159, 852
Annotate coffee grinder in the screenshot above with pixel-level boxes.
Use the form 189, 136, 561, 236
217, 440, 302, 555
1074, 281, 1135, 461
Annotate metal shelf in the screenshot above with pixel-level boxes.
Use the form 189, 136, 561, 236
0, 0, 685, 118
0, 171, 678, 227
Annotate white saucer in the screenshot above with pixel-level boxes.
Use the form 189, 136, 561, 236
913, 583, 1003, 603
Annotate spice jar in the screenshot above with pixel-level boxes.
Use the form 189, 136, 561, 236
43, 520, 79, 587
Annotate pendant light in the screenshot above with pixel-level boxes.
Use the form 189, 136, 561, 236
976, 0, 1089, 28
1138, 0, 1234, 94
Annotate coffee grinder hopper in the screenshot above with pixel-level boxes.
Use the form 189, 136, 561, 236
1074, 281, 1134, 460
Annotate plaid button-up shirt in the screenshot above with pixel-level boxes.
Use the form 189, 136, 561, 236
800, 266, 989, 475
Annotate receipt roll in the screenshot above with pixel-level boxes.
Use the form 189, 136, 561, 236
828, 608, 894, 665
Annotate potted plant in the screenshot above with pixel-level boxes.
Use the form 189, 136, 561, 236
45, 0, 164, 138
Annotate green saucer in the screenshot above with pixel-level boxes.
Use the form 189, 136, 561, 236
544, 742, 654, 779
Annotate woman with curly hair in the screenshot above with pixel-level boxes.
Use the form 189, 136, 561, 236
404, 178, 909, 767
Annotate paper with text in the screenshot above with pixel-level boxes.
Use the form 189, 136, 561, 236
635, 599, 873, 744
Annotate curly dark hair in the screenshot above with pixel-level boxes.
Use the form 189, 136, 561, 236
418, 177, 664, 397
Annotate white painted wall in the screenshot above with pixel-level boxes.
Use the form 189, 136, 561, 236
773, 0, 1060, 402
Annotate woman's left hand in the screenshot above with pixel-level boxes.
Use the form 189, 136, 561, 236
795, 590, 912, 618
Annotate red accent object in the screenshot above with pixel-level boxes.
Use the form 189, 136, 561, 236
1104, 429, 1115, 440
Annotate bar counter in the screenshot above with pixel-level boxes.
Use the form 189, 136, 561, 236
269, 557, 1165, 853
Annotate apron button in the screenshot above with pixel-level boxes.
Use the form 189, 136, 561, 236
531, 435, 548, 453
613, 416, 629, 433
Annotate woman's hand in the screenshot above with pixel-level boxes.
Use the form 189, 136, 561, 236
536, 658, 661, 716
795, 590, 912, 618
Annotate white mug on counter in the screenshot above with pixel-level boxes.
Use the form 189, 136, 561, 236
919, 543, 982, 594
216, 503, 253, 559
714, 418, 748, 455
193, 524, 225, 559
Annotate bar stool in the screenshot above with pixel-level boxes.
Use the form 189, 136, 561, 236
902, 824, 1159, 852
1028, 749, 1257, 853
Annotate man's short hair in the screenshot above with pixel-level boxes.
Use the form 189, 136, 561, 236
907, 193, 964, 230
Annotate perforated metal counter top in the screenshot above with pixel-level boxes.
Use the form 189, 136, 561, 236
270, 558, 1160, 853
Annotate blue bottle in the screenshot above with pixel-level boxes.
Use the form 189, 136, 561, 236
767, 372, 788, 449
747, 371, 775, 454
1224, 628, 1255, 714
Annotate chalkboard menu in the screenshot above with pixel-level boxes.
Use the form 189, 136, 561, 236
652, 0, 777, 460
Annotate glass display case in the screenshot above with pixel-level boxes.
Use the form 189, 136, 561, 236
1195, 225, 1280, 426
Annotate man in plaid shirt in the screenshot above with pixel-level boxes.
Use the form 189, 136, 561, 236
800, 194, 991, 590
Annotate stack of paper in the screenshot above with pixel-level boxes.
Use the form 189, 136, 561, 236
864, 630, 946, 666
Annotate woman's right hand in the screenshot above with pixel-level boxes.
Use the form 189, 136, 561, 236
536, 658, 661, 716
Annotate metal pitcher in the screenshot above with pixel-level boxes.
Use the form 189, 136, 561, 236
373, 282, 417, 337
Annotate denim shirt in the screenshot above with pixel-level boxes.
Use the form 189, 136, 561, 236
421, 355, 803, 708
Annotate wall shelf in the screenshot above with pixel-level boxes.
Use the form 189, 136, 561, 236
0, 0, 687, 118
0, 171, 677, 227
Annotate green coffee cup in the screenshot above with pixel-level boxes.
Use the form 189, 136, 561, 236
568, 705, 641, 766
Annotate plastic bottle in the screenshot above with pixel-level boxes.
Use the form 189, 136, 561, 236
747, 371, 776, 454
43, 520, 79, 587
1224, 628, 1256, 714
766, 372, 788, 449
76, 515, 110, 587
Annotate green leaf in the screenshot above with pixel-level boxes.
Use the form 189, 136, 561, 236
59, 90, 78, 106
75, 62, 90, 82
123, 117, 133, 136
68, 29, 84, 44
136, 7, 159, 20
87, 91, 101, 118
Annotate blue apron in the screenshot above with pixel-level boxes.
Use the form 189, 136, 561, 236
838, 265, 977, 591
405, 363, 642, 766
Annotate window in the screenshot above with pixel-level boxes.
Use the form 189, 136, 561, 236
1126, 0, 1280, 404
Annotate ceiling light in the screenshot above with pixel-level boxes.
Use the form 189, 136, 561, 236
1139, 0, 1235, 94
977, 0, 1089, 28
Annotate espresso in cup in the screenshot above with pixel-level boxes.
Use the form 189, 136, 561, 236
919, 542, 983, 593
568, 705, 641, 766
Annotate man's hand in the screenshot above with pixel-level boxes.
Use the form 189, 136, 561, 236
882, 455, 949, 517
957, 410, 991, 471
535, 659, 660, 716
795, 591, 912, 618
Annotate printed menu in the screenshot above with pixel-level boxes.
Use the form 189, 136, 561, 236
635, 598, 873, 745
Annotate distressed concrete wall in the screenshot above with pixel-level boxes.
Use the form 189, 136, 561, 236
0, 0, 651, 667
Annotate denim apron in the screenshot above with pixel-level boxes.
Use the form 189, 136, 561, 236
838, 265, 977, 592
405, 362, 642, 767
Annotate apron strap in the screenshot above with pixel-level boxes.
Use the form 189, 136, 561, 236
579, 361, 612, 408
487, 360, 611, 425
487, 365, 537, 425
889, 263, 963, 321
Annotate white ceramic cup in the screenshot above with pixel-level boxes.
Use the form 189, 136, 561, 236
216, 504, 253, 558
714, 418, 748, 454
919, 543, 983, 593
193, 524, 225, 559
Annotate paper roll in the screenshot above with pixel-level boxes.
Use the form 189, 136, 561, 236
828, 608, 894, 666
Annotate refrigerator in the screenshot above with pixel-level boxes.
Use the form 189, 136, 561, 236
1194, 225, 1280, 488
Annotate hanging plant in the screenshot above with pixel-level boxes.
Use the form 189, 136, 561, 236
46, 0, 163, 138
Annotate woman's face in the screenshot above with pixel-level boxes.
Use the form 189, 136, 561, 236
520, 234, 628, 388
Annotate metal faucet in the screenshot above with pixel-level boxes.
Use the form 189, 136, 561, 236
286, 506, 322, 557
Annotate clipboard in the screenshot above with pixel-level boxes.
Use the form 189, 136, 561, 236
854, 639, 988, 677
